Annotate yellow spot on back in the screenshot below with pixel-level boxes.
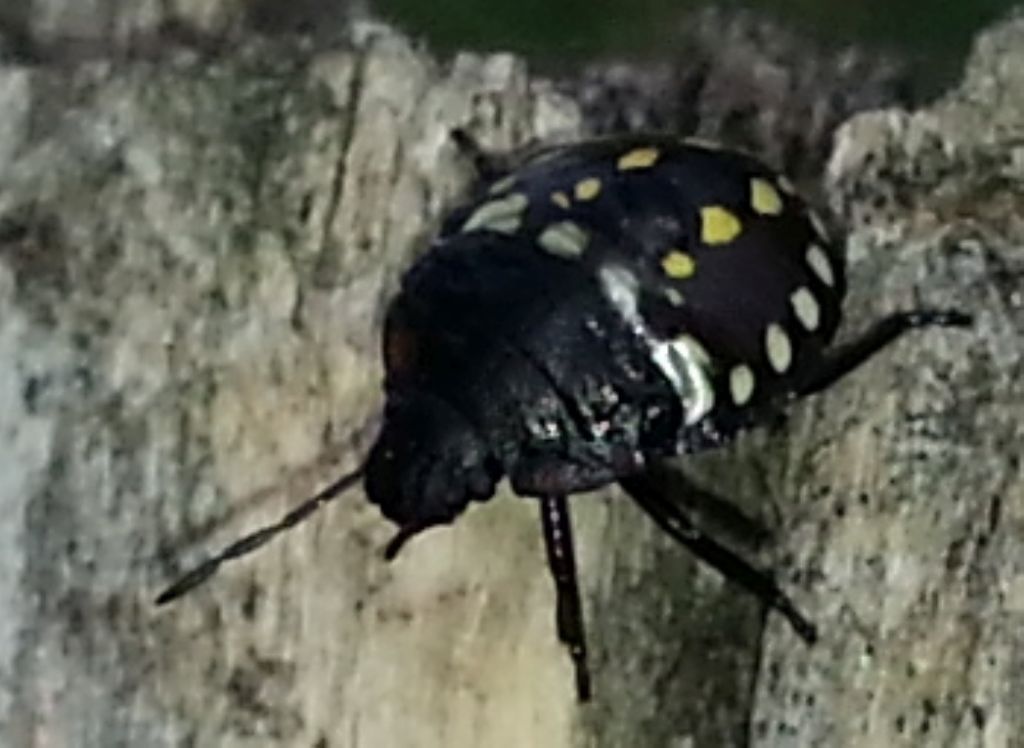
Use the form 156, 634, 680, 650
700, 206, 742, 245
617, 147, 660, 170
538, 221, 589, 258
661, 250, 696, 279
574, 177, 602, 201
551, 191, 571, 209
750, 178, 783, 216
462, 193, 529, 235
729, 365, 755, 406
765, 323, 793, 374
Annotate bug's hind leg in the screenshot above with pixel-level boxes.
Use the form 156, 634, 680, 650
619, 473, 818, 644
638, 463, 774, 552
538, 494, 593, 702
796, 309, 971, 396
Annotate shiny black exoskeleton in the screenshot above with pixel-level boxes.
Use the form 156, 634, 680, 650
157, 132, 970, 701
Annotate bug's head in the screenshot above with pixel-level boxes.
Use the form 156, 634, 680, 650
365, 393, 501, 552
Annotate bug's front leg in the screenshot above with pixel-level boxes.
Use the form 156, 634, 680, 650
619, 472, 818, 644
538, 494, 592, 702
795, 309, 971, 396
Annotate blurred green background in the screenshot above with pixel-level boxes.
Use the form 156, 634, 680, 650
376, 0, 1019, 85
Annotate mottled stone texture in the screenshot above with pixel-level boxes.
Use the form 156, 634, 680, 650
567, 5, 912, 188
751, 15, 1024, 748
0, 8, 1021, 748
0, 0, 364, 51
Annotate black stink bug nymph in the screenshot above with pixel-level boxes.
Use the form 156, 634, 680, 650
156, 132, 970, 701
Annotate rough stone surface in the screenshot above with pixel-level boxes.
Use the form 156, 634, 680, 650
0, 23, 596, 748
0, 7, 1021, 748
0, 0, 366, 59
751, 13, 1024, 748
566, 5, 913, 189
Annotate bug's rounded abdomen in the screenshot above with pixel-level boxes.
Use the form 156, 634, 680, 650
441, 135, 846, 425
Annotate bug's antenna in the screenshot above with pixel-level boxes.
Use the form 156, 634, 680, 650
155, 466, 365, 605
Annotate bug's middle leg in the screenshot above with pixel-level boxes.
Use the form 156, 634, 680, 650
538, 494, 592, 702
619, 473, 818, 644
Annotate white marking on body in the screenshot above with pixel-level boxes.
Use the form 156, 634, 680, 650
598, 264, 714, 425
598, 264, 643, 330
664, 287, 685, 306
551, 191, 571, 209
682, 136, 722, 151
765, 323, 793, 373
790, 286, 821, 332
729, 365, 755, 406
488, 174, 516, 194
650, 335, 715, 425
806, 244, 836, 287
537, 221, 589, 258
461, 193, 529, 234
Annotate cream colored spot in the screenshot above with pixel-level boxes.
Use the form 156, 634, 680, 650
790, 287, 821, 332
809, 210, 830, 240
462, 193, 529, 234
777, 175, 796, 195
700, 206, 742, 245
806, 244, 836, 287
765, 323, 793, 374
617, 147, 660, 170
682, 136, 722, 151
661, 250, 696, 279
551, 191, 571, 209
488, 174, 516, 195
574, 177, 602, 201
664, 287, 685, 306
750, 178, 783, 216
538, 221, 589, 258
729, 365, 756, 406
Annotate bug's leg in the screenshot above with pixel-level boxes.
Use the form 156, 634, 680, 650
619, 473, 818, 644
538, 494, 592, 702
796, 309, 971, 396
639, 463, 773, 552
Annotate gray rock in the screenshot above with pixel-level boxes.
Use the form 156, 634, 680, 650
752, 13, 1024, 748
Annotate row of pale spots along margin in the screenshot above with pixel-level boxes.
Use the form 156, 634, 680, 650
444, 136, 841, 430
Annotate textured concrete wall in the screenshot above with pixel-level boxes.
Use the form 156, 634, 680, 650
0, 7, 1022, 748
